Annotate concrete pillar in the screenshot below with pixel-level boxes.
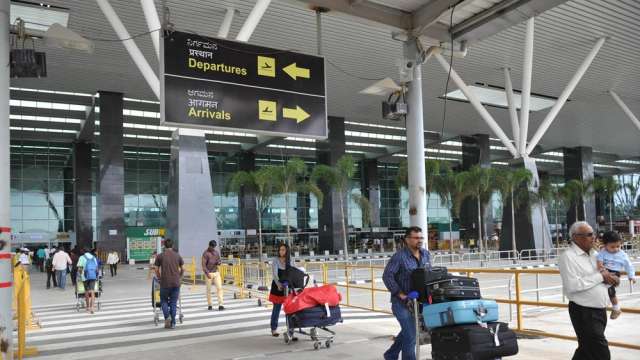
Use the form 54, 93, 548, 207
97, 91, 126, 256
0, 1, 12, 356
362, 159, 380, 227
73, 142, 94, 249
316, 116, 346, 253
166, 130, 218, 266
459, 135, 491, 247
563, 146, 596, 228
63, 166, 74, 232
238, 151, 258, 247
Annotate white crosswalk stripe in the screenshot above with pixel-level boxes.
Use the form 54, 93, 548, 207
24, 291, 392, 359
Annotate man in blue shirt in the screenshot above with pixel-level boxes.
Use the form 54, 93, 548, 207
383, 226, 431, 360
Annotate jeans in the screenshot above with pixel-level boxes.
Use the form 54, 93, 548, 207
384, 298, 416, 360
56, 269, 67, 290
270, 303, 282, 331
160, 287, 180, 326
206, 272, 224, 306
568, 301, 610, 360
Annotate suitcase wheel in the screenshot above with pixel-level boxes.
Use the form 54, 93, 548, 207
325, 340, 332, 348
313, 342, 320, 350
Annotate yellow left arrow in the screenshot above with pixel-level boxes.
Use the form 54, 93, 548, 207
283, 106, 310, 123
283, 63, 310, 80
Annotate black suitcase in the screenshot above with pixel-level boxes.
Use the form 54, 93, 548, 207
411, 267, 448, 302
431, 322, 518, 360
288, 305, 342, 328
428, 276, 481, 303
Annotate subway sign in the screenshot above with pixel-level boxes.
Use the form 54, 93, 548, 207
160, 31, 327, 139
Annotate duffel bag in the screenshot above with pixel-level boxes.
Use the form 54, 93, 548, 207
284, 284, 341, 315
431, 322, 518, 360
288, 305, 343, 328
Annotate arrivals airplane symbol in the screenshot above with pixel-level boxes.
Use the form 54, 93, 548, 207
261, 62, 272, 69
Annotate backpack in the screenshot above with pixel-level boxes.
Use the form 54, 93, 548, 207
84, 255, 99, 280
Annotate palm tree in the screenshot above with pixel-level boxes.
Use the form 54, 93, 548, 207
548, 183, 566, 246
458, 166, 495, 253
312, 155, 357, 260
564, 179, 594, 221
594, 177, 620, 230
435, 164, 463, 254
271, 158, 323, 247
227, 166, 279, 263
352, 193, 372, 251
495, 168, 533, 259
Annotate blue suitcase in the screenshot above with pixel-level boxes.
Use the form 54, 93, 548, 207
423, 299, 499, 329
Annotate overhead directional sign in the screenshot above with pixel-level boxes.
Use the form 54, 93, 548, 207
160, 31, 327, 139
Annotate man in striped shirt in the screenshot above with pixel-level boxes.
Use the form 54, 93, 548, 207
383, 226, 431, 360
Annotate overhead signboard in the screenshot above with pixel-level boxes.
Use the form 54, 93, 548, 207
160, 31, 327, 139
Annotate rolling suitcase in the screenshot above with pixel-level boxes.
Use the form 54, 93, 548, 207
431, 322, 519, 360
423, 299, 499, 329
427, 276, 481, 303
411, 266, 449, 302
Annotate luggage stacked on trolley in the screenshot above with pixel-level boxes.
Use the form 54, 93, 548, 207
74, 277, 103, 311
151, 276, 184, 326
281, 268, 343, 350
412, 266, 519, 360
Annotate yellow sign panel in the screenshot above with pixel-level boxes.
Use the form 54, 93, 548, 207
258, 100, 277, 121
257, 56, 276, 77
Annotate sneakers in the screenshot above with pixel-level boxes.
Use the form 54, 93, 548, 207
218, 306, 225, 311
611, 309, 622, 319
208, 306, 213, 311
164, 319, 172, 329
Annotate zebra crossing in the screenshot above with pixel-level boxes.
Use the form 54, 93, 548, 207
25, 289, 393, 359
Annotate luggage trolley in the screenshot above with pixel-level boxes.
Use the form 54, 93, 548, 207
281, 277, 342, 350
74, 278, 103, 311
151, 276, 184, 326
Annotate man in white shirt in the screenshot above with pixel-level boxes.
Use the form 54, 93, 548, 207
107, 251, 120, 277
559, 221, 619, 360
52, 247, 72, 290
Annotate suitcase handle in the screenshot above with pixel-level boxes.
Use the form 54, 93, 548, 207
439, 307, 455, 326
474, 304, 488, 320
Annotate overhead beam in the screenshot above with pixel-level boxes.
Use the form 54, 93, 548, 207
525, 37, 606, 155
96, 0, 160, 99
411, 0, 463, 36
519, 17, 534, 155
218, 7, 237, 38
503, 68, 520, 149
609, 91, 640, 133
452, 0, 569, 43
140, 0, 161, 59
298, 0, 410, 29
434, 53, 518, 157
236, 0, 272, 42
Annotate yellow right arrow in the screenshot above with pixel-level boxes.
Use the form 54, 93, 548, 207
283, 106, 310, 123
283, 63, 310, 80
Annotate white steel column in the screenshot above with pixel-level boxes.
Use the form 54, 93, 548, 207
434, 53, 518, 157
405, 42, 428, 246
236, 0, 271, 42
519, 18, 534, 155
504, 67, 520, 151
96, 0, 160, 99
0, 1, 12, 357
526, 37, 606, 155
218, 7, 236, 38
140, 0, 161, 59
609, 91, 640, 132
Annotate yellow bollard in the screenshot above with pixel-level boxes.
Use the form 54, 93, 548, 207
14, 265, 38, 359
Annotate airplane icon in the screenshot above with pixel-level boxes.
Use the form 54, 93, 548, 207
263, 106, 273, 113
261, 62, 272, 69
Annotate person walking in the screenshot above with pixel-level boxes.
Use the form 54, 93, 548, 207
78, 248, 100, 314
382, 226, 431, 360
36, 246, 46, 272
559, 221, 619, 360
107, 251, 120, 277
52, 246, 72, 290
18, 248, 31, 273
45, 247, 58, 289
268, 243, 295, 337
202, 240, 224, 311
69, 246, 80, 287
154, 239, 184, 329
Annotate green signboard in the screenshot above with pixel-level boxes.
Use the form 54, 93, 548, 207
126, 227, 164, 262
